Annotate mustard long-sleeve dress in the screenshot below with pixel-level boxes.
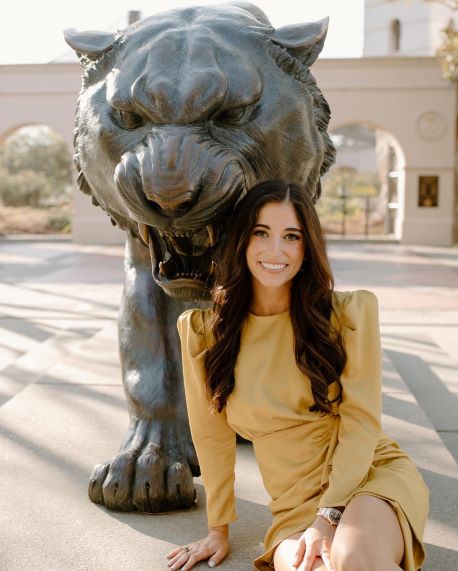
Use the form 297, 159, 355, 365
177, 290, 429, 571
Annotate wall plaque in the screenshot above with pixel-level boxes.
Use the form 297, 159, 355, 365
418, 176, 439, 207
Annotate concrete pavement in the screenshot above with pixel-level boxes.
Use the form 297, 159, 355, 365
0, 237, 457, 570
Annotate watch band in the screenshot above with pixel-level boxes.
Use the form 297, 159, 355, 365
316, 507, 342, 526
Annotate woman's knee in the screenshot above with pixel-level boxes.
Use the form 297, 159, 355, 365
272, 533, 327, 571
273, 535, 299, 571
332, 495, 404, 570
331, 541, 399, 571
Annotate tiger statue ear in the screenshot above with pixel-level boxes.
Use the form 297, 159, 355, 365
64, 28, 124, 84
63, 28, 117, 59
271, 17, 329, 67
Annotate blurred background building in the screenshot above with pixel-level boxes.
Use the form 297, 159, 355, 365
318, 0, 458, 244
0, 0, 457, 245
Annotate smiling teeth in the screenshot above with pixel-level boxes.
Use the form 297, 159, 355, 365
261, 262, 286, 270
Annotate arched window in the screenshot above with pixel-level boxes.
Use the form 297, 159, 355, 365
391, 19, 401, 52
321, 124, 404, 238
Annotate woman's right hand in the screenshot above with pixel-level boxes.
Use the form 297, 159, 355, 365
293, 517, 336, 570
166, 525, 229, 570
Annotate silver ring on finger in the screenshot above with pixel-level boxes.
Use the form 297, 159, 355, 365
184, 545, 191, 553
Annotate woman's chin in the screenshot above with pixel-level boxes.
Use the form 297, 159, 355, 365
255, 273, 294, 289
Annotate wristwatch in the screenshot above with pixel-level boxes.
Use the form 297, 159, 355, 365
316, 507, 342, 526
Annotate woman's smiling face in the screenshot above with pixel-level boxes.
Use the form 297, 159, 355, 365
245, 201, 305, 291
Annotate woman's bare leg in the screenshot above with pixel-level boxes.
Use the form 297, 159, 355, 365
273, 532, 327, 571
331, 495, 404, 571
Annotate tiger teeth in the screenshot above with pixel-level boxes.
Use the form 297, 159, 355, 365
140, 224, 218, 280
207, 225, 216, 247
138, 223, 150, 245
170, 232, 193, 238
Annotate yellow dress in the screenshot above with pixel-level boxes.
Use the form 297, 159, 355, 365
177, 290, 429, 571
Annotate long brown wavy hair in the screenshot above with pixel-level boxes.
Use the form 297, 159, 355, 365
204, 180, 346, 414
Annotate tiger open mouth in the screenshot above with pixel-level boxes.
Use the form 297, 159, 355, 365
138, 222, 221, 299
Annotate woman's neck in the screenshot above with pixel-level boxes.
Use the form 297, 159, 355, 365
250, 281, 291, 316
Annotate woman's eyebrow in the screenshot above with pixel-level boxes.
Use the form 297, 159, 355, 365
254, 223, 304, 234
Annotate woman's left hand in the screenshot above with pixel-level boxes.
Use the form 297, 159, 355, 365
166, 527, 229, 570
293, 516, 336, 571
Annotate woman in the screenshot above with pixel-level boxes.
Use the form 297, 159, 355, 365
166, 180, 428, 571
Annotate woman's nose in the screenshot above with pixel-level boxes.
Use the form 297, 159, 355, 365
267, 237, 283, 257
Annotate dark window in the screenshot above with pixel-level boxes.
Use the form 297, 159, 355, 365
391, 19, 401, 52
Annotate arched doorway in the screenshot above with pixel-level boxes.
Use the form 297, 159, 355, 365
0, 124, 74, 235
319, 123, 406, 240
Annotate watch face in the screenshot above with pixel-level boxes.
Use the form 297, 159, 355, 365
318, 508, 341, 525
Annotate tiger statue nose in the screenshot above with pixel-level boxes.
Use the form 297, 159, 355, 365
139, 131, 203, 215
144, 183, 200, 216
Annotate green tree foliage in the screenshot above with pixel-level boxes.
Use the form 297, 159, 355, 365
0, 168, 51, 207
0, 125, 72, 207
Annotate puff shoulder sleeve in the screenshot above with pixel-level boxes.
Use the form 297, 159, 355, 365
319, 290, 382, 508
177, 309, 237, 527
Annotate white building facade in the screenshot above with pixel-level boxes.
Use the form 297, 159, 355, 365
364, 0, 457, 56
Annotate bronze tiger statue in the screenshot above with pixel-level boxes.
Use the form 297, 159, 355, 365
64, 1, 335, 513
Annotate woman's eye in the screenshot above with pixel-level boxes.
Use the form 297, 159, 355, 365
285, 233, 301, 241
113, 109, 145, 130
253, 230, 267, 238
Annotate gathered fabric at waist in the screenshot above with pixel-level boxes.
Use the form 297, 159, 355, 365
251, 415, 340, 505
